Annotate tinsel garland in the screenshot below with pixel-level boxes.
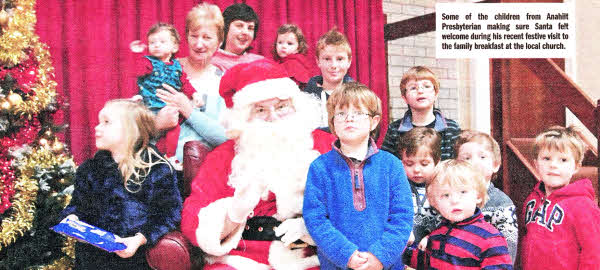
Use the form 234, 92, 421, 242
0, 148, 71, 249
0, 49, 38, 94
0, 0, 36, 66
11, 43, 57, 115
38, 218, 75, 270
0, 117, 40, 155
0, 158, 16, 214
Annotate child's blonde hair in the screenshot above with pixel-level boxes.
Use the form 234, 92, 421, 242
271, 23, 308, 60
398, 127, 441, 163
186, 2, 225, 44
400, 66, 440, 97
326, 82, 381, 138
147, 22, 181, 51
427, 159, 488, 208
315, 27, 352, 59
103, 99, 170, 193
533, 125, 586, 165
455, 130, 502, 167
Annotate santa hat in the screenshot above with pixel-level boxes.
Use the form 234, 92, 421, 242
219, 59, 300, 108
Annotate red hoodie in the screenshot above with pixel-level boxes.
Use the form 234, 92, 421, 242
520, 179, 600, 270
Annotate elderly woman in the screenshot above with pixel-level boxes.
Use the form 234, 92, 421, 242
156, 3, 227, 162
211, 3, 264, 71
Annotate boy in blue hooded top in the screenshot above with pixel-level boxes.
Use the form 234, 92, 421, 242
303, 82, 413, 269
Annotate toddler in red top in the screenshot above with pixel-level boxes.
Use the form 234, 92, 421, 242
271, 24, 316, 89
520, 125, 600, 270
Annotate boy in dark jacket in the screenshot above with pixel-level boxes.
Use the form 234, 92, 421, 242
381, 66, 459, 160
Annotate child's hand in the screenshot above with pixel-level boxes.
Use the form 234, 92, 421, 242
347, 250, 368, 269
407, 231, 415, 246
418, 236, 429, 251
129, 40, 146, 53
63, 214, 78, 222
114, 233, 147, 258
130, 95, 143, 103
355, 252, 383, 270
192, 92, 205, 108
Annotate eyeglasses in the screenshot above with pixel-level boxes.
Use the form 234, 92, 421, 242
405, 82, 435, 94
251, 100, 294, 120
333, 111, 372, 122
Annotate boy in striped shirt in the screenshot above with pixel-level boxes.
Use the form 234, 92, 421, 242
404, 159, 513, 270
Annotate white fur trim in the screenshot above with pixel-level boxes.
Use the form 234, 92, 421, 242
207, 255, 271, 270
268, 241, 320, 270
232, 78, 299, 108
195, 197, 246, 256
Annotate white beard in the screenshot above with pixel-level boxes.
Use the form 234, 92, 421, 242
228, 93, 322, 220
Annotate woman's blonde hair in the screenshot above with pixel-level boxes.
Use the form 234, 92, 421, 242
103, 99, 170, 193
186, 3, 225, 44
533, 125, 586, 165
427, 159, 488, 208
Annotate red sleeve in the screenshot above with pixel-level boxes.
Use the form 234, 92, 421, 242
132, 52, 153, 78
572, 197, 600, 269
180, 140, 236, 246
280, 54, 317, 84
179, 69, 195, 99
312, 129, 336, 154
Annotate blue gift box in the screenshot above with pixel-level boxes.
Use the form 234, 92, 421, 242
52, 216, 126, 252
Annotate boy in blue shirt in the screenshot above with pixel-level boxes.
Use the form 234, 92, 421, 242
303, 82, 413, 269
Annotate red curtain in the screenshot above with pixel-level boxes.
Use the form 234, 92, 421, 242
35, 0, 388, 163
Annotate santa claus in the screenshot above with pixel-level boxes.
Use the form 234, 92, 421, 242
180, 59, 336, 270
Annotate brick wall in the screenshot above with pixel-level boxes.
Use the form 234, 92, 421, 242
383, 0, 460, 122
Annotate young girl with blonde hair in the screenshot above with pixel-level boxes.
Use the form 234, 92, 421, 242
60, 99, 182, 269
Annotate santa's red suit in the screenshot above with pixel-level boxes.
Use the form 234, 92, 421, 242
180, 59, 336, 269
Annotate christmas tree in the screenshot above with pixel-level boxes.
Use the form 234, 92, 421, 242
0, 0, 76, 269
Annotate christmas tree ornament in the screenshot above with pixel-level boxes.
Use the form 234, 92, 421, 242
51, 140, 63, 153
38, 137, 47, 146
6, 91, 21, 105
0, 99, 9, 109
0, 10, 8, 27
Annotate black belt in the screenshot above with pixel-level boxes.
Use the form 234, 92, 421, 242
242, 216, 307, 248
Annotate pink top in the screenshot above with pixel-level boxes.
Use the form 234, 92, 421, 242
210, 48, 264, 71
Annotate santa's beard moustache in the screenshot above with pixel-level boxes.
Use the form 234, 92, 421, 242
228, 112, 320, 193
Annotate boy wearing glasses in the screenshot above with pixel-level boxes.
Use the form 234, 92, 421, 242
381, 66, 460, 160
303, 82, 414, 270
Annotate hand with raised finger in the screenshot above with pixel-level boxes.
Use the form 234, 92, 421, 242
130, 40, 146, 53
227, 182, 267, 223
